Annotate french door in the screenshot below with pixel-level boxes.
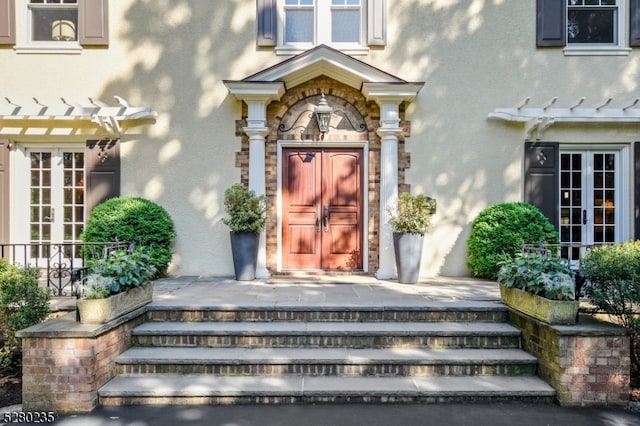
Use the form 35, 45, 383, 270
281, 148, 363, 270
28, 148, 85, 261
559, 149, 621, 260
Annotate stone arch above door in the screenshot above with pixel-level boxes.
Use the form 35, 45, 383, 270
268, 78, 378, 272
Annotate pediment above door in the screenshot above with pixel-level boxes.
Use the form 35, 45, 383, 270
224, 44, 424, 103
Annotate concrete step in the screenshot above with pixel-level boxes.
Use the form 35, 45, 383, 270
115, 347, 538, 376
98, 375, 556, 405
131, 321, 522, 349
145, 302, 508, 323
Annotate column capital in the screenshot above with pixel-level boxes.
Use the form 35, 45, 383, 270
243, 126, 269, 138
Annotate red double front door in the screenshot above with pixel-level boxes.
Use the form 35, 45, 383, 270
282, 148, 363, 270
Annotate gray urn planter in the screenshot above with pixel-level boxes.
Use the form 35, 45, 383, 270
393, 232, 424, 284
230, 232, 260, 281
76, 282, 154, 324
499, 284, 579, 325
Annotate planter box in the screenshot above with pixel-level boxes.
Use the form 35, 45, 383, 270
76, 283, 154, 324
499, 284, 579, 325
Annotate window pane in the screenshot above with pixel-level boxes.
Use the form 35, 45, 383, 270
285, 10, 314, 43
567, 9, 615, 44
332, 10, 359, 42
31, 8, 78, 42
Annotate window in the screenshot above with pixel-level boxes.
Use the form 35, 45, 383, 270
29, 0, 78, 43
283, 0, 363, 49
0, 0, 109, 51
257, 0, 386, 54
536, 0, 638, 54
567, 0, 618, 45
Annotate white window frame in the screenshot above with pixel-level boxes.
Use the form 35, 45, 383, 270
15, 0, 82, 54
564, 0, 631, 56
277, 0, 368, 55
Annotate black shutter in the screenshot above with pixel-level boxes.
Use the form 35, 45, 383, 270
85, 139, 120, 219
0, 0, 15, 45
0, 140, 9, 245
524, 142, 559, 230
537, 0, 566, 47
257, 0, 276, 47
635, 142, 640, 239
631, 0, 640, 47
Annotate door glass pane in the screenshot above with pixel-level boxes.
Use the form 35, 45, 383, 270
561, 150, 619, 253
593, 152, 616, 244
62, 151, 84, 246
560, 153, 584, 261
28, 149, 85, 260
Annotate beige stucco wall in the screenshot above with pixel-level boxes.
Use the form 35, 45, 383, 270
2, 1, 639, 278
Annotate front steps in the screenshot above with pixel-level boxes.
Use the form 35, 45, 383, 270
99, 303, 556, 405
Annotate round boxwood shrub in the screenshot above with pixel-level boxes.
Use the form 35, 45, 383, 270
467, 202, 559, 279
81, 197, 175, 277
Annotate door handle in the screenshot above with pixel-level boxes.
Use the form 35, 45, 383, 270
316, 205, 321, 232
582, 209, 587, 225
324, 205, 329, 232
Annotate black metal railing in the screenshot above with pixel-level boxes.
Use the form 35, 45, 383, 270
0, 242, 125, 297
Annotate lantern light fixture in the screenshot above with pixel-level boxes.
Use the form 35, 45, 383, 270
314, 93, 333, 134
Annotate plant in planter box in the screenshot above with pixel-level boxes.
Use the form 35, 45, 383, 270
497, 251, 578, 324
222, 184, 267, 280
77, 244, 157, 324
387, 192, 436, 284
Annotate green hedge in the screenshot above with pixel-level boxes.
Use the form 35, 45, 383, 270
582, 240, 640, 369
467, 202, 559, 279
0, 259, 50, 375
81, 197, 175, 277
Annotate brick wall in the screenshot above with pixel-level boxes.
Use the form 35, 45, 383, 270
234, 76, 413, 273
20, 313, 145, 413
508, 311, 630, 406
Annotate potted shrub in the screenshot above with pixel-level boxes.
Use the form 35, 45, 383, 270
388, 192, 436, 284
497, 250, 578, 325
222, 184, 267, 281
76, 244, 157, 324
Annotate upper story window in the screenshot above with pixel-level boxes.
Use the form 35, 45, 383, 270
257, 0, 386, 55
0, 0, 109, 53
567, 0, 619, 45
29, 0, 78, 43
537, 0, 636, 55
282, 0, 364, 51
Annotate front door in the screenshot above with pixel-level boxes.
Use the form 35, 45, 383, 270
282, 148, 363, 270
559, 149, 622, 261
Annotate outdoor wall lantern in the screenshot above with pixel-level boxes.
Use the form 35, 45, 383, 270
314, 93, 333, 134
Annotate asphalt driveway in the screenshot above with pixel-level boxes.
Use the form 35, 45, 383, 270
13, 403, 639, 426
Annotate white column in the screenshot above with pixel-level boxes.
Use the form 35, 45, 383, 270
376, 100, 403, 280
244, 100, 270, 279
